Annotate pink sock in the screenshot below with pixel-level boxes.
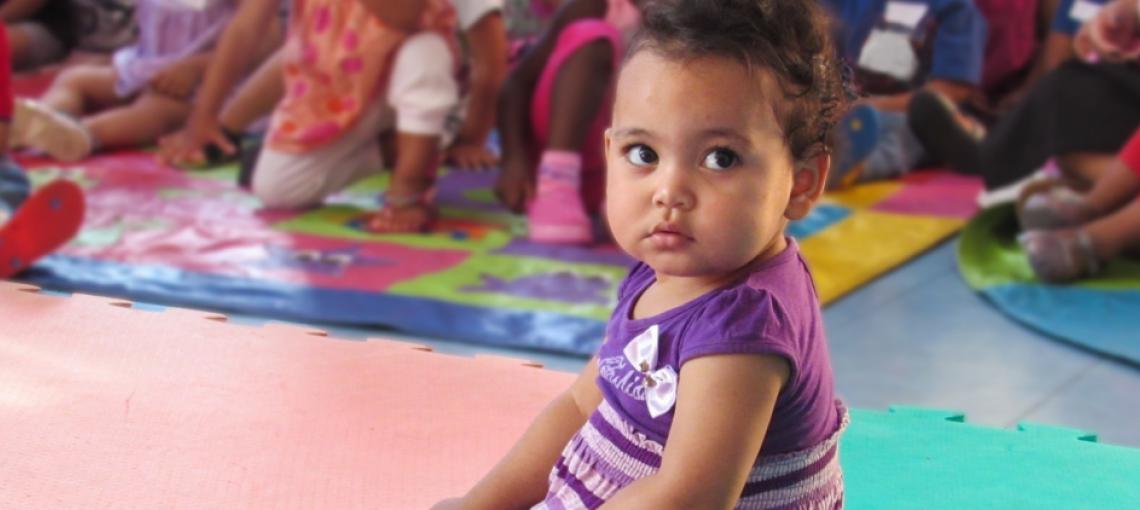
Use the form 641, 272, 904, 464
529, 150, 591, 244
537, 150, 583, 189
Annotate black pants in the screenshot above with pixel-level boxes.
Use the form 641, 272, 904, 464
980, 61, 1140, 190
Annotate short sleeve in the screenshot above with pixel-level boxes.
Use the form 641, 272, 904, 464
455, 0, 504, 31
926, 0, 987, 85
678, 288, 801, 378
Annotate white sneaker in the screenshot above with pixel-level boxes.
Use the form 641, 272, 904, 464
975, 167, 1056, 210
12, 99, 93, 163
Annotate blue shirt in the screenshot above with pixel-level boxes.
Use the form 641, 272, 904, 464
824, 0, 987, 89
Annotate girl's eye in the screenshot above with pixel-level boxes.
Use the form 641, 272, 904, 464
703, 148, 739, 171
624, 144, 659, 166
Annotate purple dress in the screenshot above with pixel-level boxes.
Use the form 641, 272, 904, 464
112, 0, 236, 97
537, 238, 847, 509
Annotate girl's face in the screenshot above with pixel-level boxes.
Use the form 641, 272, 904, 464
605, 50, 826, 279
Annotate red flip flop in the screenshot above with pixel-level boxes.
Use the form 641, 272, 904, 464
0, 180, 85, 279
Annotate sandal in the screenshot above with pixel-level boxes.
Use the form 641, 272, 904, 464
1015, 178, 1095, 231
1018, 228, 1101, 283
361, 188, 437, 234
0, 180, 85, 279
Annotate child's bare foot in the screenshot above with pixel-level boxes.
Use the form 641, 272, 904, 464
363, 190, 437, 233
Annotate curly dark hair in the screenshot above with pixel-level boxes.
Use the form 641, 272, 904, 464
627, 0, 854, 161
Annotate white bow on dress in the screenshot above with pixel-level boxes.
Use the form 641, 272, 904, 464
622, 325, 677, 418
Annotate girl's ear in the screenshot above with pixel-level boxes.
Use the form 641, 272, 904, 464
785, 151, 829, 221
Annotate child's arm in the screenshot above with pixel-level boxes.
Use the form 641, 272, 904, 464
157, 0, 279, 164
495, 0, 607, 213
447, 11, 508, 170
599, 354, 789, 510
436, 357, 604, 510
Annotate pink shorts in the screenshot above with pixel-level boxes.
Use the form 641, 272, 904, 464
529, 19, 622, 213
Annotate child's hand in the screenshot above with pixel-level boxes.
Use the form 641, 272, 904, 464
1075, 0, 1140, 62
149, 59, 203, 100
495, 157, 535, 214
157, 116, 236, 167
446, 143, 499, 171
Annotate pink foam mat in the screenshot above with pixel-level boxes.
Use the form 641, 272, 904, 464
0, 281, 573, 508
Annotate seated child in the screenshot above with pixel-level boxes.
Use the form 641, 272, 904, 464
158, 0, 506, 178
908, 0, 1137, 192
1018, 0, 1140, 282
495, 0, 641, 244
153, 0, 460, 233
10, 0, 239, 162
822, 0, 987, 189
0, 20, 85, 278
433, 0, 850, 508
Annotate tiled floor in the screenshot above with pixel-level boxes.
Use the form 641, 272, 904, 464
232, 238, 1140, 447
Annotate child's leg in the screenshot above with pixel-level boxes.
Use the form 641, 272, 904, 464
40, 65, 121, 116
82, 92, 191, 151
1018, 154, 1140, 231
1056, 152, 1118, 185
251, 102, 389, 210
11, 65, 122, 162
1021, 158, 1140, 282
366, 32, 459, 232
528, 20, 620, 243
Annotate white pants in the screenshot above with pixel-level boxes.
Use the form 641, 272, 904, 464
252, 32, 458, 210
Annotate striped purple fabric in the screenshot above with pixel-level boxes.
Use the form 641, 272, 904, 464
534, 399, 848, 510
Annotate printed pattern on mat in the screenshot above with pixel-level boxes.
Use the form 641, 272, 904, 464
17, 149, 978, 355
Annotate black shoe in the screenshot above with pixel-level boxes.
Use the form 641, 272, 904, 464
907, 90, 982, 175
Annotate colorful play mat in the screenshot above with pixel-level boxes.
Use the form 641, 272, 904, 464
15, 153, 979, 355
959, 205, 1140, 366
4, 283, 1139, 509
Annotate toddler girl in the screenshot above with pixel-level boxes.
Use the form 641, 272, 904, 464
495, 0, 641, 244
434, 0, 851, 508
